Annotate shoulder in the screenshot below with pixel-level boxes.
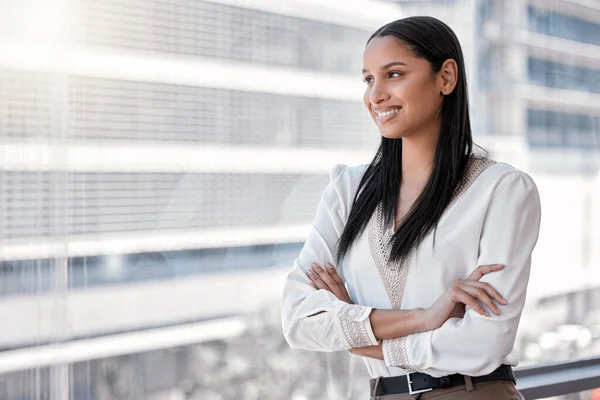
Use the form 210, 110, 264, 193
480, 162, 538, 193
477, 161, 541, 210
329, 163, 369, 182
325, 163, 370, 213
329, 163, 370, 192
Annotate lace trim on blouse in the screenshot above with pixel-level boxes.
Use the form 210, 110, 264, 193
368, 156, 496, 368
339, 304, 378, 348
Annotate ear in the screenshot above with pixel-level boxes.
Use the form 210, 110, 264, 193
439, 59, 458, 96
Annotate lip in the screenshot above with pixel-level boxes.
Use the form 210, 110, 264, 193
374, 107, 401, 124
373, 106, 401, 113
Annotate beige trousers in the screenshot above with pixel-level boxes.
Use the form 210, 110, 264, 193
369, 378, 525, 400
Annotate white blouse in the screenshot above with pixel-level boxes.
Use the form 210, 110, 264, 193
281, 157, 542, 379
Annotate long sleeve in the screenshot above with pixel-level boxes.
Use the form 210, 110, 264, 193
383, 170, 542, 376
281, 164, 379, 352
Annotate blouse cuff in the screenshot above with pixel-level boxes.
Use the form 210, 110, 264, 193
382, 336, 413, 370
335, 304, 379, 348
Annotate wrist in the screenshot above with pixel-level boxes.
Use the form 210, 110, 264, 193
414, 307, 433, 332
395, 308, 431, 334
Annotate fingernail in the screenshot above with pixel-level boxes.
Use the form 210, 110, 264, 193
307, 269, 314, 275
485, 312, 490, 318
312, 262, 318, 267
326, 264, 333, 269
501, 298, 508, 305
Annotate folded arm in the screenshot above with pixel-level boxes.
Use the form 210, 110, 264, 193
381, 171, 542, 376
281, 164, 378, 351
282, 164, 431, 352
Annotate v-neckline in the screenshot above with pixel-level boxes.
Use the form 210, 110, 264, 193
366, 155, 497, 314
387, 156, 496, 236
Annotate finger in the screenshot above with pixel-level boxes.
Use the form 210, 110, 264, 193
463, 280, 507, 305
312, 263, 343, 299
467, 264, 503, 280
468, 264, 504, 280
311, 264, 339, 292
326, 263, 354, 303
307, 270, 328, 290
325, 263, 345, 287
459, 282, 501, 315
467, 264, 504, 281
456, 291, 489, 317
450, 285, 489, 317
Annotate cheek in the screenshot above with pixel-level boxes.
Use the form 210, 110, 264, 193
395, 80, 421, 101
363, 89, 371, 111
403, 81, 439, 113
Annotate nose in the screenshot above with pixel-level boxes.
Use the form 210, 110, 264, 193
369, 81, 390, 106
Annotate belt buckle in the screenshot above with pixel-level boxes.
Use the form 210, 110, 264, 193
407, 373, 434, 396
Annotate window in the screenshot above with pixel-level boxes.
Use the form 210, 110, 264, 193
528, 5, 600, 46
528, 57, 600, 94
527, 109, 599, 150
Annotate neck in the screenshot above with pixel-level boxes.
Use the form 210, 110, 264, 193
400, 129, 438, 190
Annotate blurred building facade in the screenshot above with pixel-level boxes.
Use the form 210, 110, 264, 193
0, 0, 599, 398
0, 0, 400, 398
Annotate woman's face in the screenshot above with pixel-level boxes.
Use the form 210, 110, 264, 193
362, 35, 444, 140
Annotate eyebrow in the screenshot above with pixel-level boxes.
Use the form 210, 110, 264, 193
362, 61, 408, 74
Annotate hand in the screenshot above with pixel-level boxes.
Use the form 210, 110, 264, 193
424, 264, 507, 330
348, 342, 384, 361
306, 262, 354, 304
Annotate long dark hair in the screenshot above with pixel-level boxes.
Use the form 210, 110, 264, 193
335, 16, 474, 266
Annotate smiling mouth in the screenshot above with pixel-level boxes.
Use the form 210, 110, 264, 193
375, 107, 401, 122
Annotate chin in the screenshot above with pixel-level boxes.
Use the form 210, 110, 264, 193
379, 128, 406, 140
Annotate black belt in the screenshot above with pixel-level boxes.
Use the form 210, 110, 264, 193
369, 364, 516, 397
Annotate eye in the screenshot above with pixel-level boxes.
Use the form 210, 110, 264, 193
362, 76, 374, 84
388, 71, 403, 78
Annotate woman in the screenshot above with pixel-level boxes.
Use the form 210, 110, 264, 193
281, 16, 541, 400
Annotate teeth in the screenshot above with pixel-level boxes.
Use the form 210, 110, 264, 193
376, 108, 400, 117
